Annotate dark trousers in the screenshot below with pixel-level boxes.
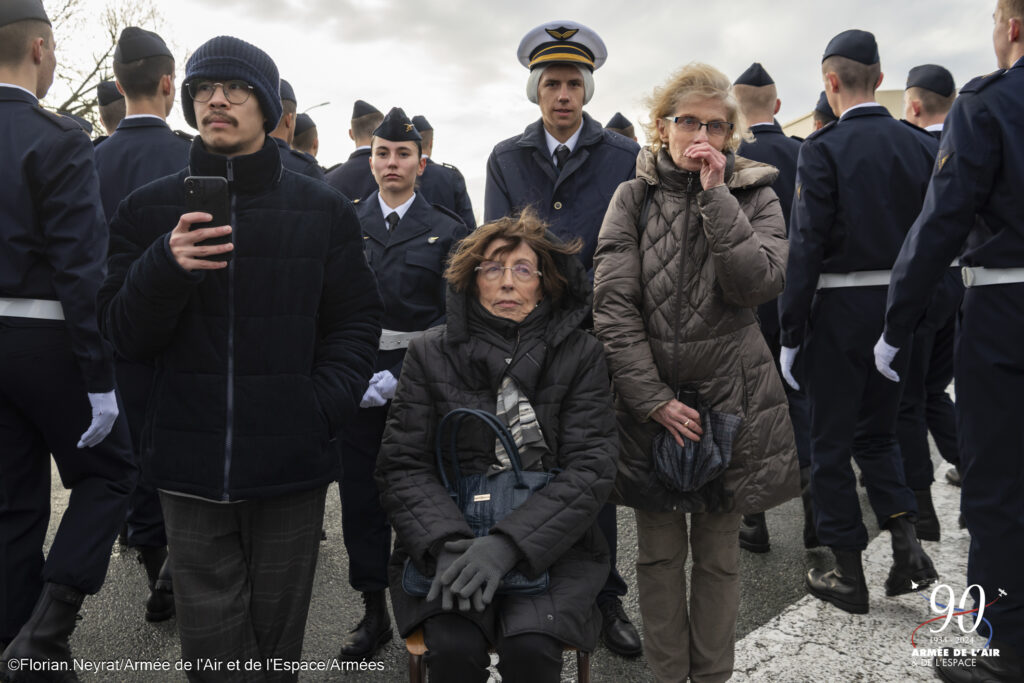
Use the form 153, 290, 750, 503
956, 287, 1024, 652
803, 290, 917, 551
423, 612, 563, 683
160, 486, 327, 682
115, 359, 166, 548
0, 324, 136, 641
597, 503, 627, 604
337, 405, 391, 592
765, 331, 812, 470
897, 316, 959, 488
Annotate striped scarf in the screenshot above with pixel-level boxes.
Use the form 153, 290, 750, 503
491, 373, 549, 474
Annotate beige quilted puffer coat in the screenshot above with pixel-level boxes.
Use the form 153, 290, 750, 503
593, 146, 799, 514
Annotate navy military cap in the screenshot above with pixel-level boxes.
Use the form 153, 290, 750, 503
517, 20, 607, 72
96, 81, 123, 106
372, 107, 421, 142
412, 115, 432, 132
605, 112, 632, 130
295, 112, 315, 136
0, 0, 49, 27
822, 29, 879, 65
279, 78, 296, 104
114, 27, 172, 63
58, 111, 93, 134
734, 62, 774, 87
352, 99, 381, 119
814, 91, 837, 121
906, 64, 955, 97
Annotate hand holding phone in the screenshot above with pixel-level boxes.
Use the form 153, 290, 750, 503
173, 176, 233, 269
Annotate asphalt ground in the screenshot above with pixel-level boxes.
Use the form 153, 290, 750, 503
35, 446, 952, 682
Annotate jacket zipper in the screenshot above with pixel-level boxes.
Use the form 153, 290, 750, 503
222, 160, 236, 501
671, 174, 695, 390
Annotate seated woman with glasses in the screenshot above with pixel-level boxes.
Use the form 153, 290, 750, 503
592, 62, 799, 682
375, 210, 618, 682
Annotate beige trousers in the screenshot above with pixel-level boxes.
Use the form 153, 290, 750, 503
635, 509, 742, 683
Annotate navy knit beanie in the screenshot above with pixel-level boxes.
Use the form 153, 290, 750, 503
182, 36, 281, 133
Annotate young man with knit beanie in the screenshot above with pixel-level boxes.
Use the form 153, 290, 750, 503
97, 36, 383, 674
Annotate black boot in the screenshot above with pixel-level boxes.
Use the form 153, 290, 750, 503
739, 512, 771, 553
800, 467, 820, 549
599, 598, 642, 657
0, 583, 84, 682
913, 488, 940, 542
138, 547, 174, 622
885, 515, 938, 596
339, 591, 392, 661
806, 549, 869, 614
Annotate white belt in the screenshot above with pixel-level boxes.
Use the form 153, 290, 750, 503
962, 266, 1024, 287
0, 297, 65, 320
816, 270, 891, 289
379, 329, 425, 351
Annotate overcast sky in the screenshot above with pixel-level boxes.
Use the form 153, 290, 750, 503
49, 0, 999, 222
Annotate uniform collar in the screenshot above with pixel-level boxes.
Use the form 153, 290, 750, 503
925, 123, 943, 133
116, 116, 170, 131
544, 121, 582, 158
377, 191, 416, 227
188, 135, 282, 195
518, 111, 603, 153
839, 101, 884, 120
0, 83, 38, 102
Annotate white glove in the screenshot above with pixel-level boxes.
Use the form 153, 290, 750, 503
359, 371, 395, 408
77, 391, 119, 448
780, 346, 801, 391
874, 336, 901, 382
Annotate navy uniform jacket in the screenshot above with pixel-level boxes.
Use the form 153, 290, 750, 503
0, 85, 113, 392
779, 105, 938, 347
94, 116, 190, 219
417, 157, 476, 229
356, 192, 468, 375
885, 58, 1024, 346
738, 120, 802, 343
326, 147, 376, 201
484, 111, 639, 275
273, 136, 325, 181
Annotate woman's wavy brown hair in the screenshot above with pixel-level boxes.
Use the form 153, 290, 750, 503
444, 207, 582, 304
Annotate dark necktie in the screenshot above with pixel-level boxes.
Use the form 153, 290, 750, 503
386, 211, 399, 231
554, 144, 570, 171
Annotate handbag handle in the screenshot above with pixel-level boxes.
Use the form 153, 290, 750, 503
434, 408, 528, 497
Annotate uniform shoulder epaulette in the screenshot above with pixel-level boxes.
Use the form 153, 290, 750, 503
33, 106, 85, 133
173, 129, 194, 142
900, 118, 929, 133
431, 202, 463, 225
352, 197, 361, 204
441, 161, 464, 176
805, 120, 836, 140
789, 135, 805, 143
960, 69, 1005, 94
93, 135, 109, 147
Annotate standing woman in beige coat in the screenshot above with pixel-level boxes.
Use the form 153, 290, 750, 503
593, 63, 800, 682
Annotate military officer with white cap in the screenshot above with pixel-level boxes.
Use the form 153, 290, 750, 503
484, 20, 642, 658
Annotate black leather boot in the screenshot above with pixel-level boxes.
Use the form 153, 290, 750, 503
739, 512, 771, 553
885, 515, 938, 596
0, 583, 84, 682
138, 547, 174, 622
801, 467, 820, 549
806, 549, 869, 614
599, 598, 642, 657
339, 591, 392, 661
913, 488, 940, 542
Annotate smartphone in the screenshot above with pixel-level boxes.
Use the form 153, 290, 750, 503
184, 175, 231, 261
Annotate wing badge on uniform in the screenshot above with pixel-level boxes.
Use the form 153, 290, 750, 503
545, 27, 579, 40
427, 236, 439, 243
936, 153, 951, 173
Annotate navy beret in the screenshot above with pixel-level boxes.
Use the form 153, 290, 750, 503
411, 115, 432, 132
906, 64, 955, 97
733, 62, 774, 87
0, 0, 49, 27
114, 27, 172, 63
352, 99, 381, 119
97, 81, 123, 106
605, 112, 632, 130
279, 78, 296, 104
814, 91, 837, 121
372, 107, 421, 143
822, 29, 879, 65
295, 112, 315, 136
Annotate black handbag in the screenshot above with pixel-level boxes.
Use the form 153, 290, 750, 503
652, 390, 742, 494
402, 408, 552, 597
